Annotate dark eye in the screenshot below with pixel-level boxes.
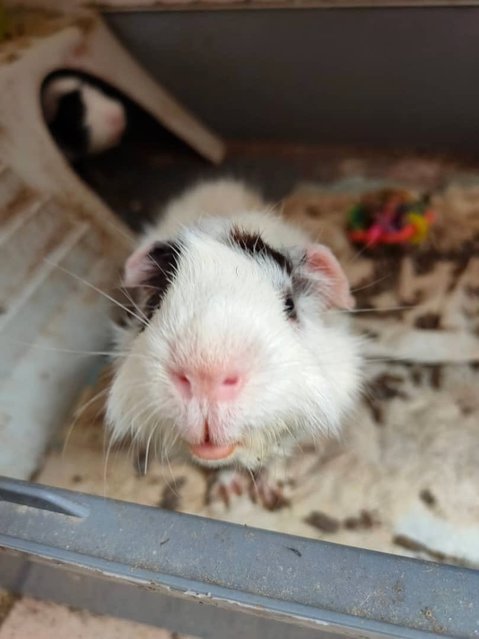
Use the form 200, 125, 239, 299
284, 294, 297, 320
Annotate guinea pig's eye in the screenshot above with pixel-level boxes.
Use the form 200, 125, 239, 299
284, 294, 297, 320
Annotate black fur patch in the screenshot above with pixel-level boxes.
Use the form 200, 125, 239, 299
48, 89, 89, 157
141, 241, 182, 322
230, 227, 293, 275
115, 241, 181, 331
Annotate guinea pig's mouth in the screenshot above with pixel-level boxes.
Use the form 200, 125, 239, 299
188, 442, 237, 461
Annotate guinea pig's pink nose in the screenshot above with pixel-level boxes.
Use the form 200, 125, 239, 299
171, 367, 244, 402
108, 109, 125, 133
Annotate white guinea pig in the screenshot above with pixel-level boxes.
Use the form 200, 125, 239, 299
42, 74, 126, 160
107, 179, 362, 479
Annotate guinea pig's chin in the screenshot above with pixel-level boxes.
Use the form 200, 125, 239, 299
189, 454, 235, 469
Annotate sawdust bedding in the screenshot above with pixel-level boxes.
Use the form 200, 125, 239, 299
37, 155, 479, 569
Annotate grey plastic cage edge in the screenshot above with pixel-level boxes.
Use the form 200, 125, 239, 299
1, 477, 479, 639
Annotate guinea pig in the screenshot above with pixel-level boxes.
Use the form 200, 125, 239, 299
106, 179, 362, 493
41, 74, 126, 160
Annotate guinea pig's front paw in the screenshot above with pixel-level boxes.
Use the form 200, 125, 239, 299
206, 468, 291, 511
206, 468, 248, 508
249, 469, 290, 512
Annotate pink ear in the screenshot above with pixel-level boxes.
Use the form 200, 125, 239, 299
123, 240, 180, 288
304, 244, 355, 310
123, 244, 154, 287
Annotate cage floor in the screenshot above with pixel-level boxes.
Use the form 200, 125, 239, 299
36, 147, 479, 569
0, 592, 191, 639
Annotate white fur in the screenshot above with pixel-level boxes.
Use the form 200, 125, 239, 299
81, 84, 126, 154
107, 179, 362, 471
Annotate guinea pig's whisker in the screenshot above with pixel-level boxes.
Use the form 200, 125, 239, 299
62, 386, 111, 458
282, 421, 301, 447
102, 435, 115, 498
126, 437, 138, 464
350, 274, 392, 293
129, 403, 159, 442
120, 285, 149, 324
248, 467, 259, 494
126, 283, 161, 290
346, 236, 380, 264
145, 416, 168, 475
170, 430, 180, 454
44, 259, 149, 328
146, 244, 182, 288
160, 436, 179, 492
125, 412, 151, 442
273, 430, 288, 458
363, 356, 411, 363
334, 303, 420, 315
123, 387, 159, 410
139, 411, 166, 453
259, 438, 266, 463
2, 339, 147, 360
143, 421, 163, 475
80, 215, 131, 245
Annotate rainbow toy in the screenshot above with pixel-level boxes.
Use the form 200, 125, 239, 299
347, 188, 436, 247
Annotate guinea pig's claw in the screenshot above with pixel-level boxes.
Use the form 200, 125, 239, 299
218, 479, 243, 508
207, 468, 290, 511
206, 469, 246, 509
249, 473, 290, 512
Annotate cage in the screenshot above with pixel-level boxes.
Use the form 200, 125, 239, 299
1, 4, 479, 639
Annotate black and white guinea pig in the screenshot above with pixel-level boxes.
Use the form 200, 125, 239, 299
41, 74, 126, 160
107, 179, 362, 474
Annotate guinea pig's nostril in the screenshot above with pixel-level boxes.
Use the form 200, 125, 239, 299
171, 371, 192, 397
171, 368, 243, 401
215, 373, 243, 400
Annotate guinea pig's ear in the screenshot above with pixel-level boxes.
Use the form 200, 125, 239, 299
300, 244, 355, 310
42, 77, 81, 121
123, 241, 179, 288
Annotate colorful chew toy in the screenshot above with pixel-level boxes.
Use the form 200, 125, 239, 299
347, 188, 436, 246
